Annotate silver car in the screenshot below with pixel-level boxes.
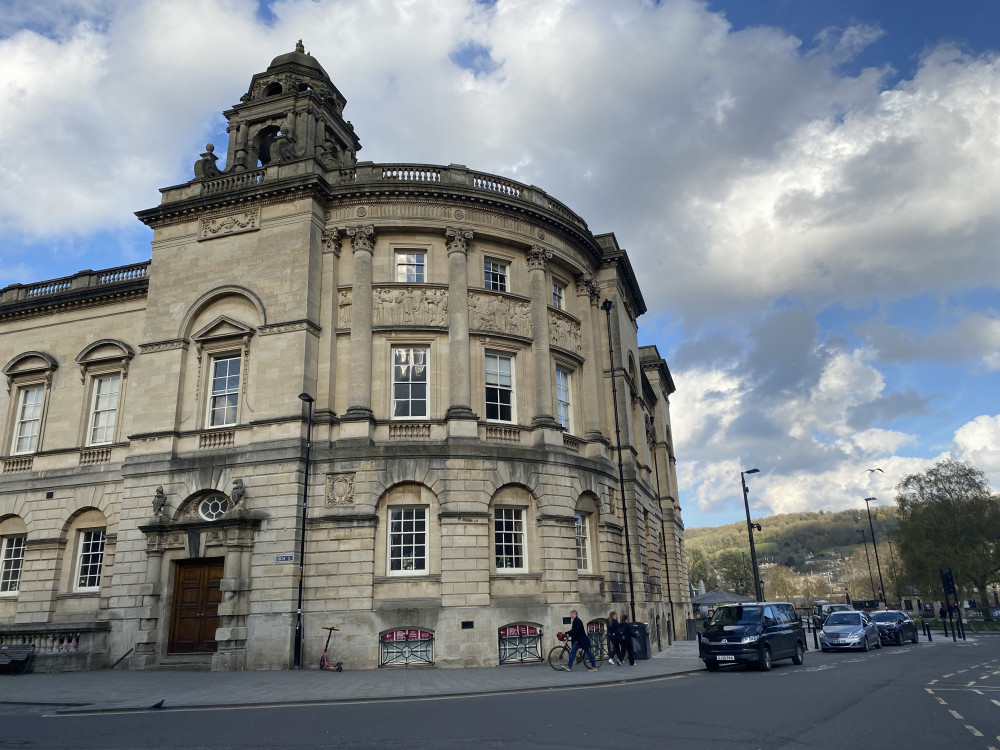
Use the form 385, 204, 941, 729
819, 611, 881, 652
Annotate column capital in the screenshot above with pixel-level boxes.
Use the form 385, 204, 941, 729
445, 227, 473, 255
527, 244, 553, 270
322, 227, 343, 257
576, 272, 601, 304
347, 224, 376, 254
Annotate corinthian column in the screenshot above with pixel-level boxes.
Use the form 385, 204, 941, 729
445, 227, 478, 437
343, 224, 375, 430
576, 273, 606, 443
527, 246, 560, 441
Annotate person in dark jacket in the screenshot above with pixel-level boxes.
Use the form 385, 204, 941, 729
618, 613, 636, 666
608, 611, 626, 666
564, 609, 597, 672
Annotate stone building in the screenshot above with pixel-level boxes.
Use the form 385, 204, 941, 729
0, 44, 690, 671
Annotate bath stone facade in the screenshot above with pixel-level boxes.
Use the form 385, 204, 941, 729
0, 43, 691, 672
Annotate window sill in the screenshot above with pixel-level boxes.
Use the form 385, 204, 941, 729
491, 571, 541, 580
374, 575, 441, 583
58, 590, 100, 599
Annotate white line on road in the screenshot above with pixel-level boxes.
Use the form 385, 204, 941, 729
950, 710, 965, 720
966, 726, 983, 737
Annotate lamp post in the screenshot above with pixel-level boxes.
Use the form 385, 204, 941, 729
863, 497, 887, 608
886, 536, 899, 609
857, 528, 877, 603
293, 392, 314, 669
601, 299, 637, 623
740, 468, 763, 602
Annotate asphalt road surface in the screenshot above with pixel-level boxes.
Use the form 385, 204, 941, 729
6, 636, 1000, 749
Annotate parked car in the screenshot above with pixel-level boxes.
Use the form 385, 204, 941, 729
870, 610, 919, 645
820, 611, 881, 652
699, 602, 806, 672
811, 602, 854, 629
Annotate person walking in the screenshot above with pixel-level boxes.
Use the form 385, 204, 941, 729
618, 613, 636, 666
563, 609, 598, 672
608, 611, 625, 666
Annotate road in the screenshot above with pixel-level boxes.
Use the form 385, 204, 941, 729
5, 636, 1000, 749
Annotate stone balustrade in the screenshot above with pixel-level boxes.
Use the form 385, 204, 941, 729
0, 262, 150, 307
0, 622, 110, 672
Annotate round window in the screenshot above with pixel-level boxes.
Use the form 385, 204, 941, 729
199, 495, 231, 521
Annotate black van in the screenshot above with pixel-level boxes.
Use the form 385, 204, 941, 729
699, 601, 806, 671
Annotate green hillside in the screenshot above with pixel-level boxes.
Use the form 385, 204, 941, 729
686, 506, 897, 572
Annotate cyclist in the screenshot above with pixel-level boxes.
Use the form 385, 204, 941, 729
563, 609, 598, 672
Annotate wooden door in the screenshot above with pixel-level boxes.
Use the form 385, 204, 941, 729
168, 558, 224, 653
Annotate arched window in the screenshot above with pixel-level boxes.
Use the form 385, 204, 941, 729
379, 627, 434, 667
498, 623, 542, 664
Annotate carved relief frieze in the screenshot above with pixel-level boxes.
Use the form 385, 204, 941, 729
326, 472, 356, 506
138, 340, 189, 355
548, 310, 583, 355
372, 287, 448, 328
258, 320, 320, 337
199, 207, 260, 241
469, 292, 531, 338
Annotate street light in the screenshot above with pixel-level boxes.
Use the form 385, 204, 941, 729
740, 468, 763, 602
857, 528, 877, 603
601, 299, 637, 623
864, 497, 887, 608
293, 392, 315, 669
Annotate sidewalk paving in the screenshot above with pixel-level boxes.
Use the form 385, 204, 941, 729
1, 640, 704, 714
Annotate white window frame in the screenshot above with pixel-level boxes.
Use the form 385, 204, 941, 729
206, 353, 242, 428
11, 384, 44, 455
0, 535, 25, 594
86, 373, 121, 446
387, 506, 428, 575
555, 367, 572, 432
391, 346, 429, 419
75, 528, 105, 592
494, 507, 526, 572
485, 353, 515, 423
552, 280, 566, 310
574, 512, 591, 572
395, 251, 426, 283
484, 259, 508, 292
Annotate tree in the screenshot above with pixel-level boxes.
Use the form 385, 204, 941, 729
687, 547, 718, 591
715, 549, 754, 597
765, 565, 799, 601
895, 460, 1000, 609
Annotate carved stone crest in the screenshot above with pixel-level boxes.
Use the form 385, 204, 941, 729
326, 473, 356, 506
152, 486, 168, 516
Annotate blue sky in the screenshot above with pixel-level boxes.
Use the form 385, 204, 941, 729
1, 0, 999, 529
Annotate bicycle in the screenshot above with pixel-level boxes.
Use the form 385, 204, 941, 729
319, 626, 343, 671
547, 631, 602, 671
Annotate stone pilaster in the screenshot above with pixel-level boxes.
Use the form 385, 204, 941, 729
576, 273, 606, 443
444, 227, 478, 437
527, 246, 561, 443
343, 225, 375, 437
320, 226, 342, 419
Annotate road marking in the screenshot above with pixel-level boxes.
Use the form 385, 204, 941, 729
935, 697, 947, 705
992, 699, 1000, 708
974, 690, 984, 695
959, 669, 969, 674
950, 710, 964, 720
944, 673, 955, 678
928, 679, 939, 685
968, 681, 978, 687
966, 726, 983, 737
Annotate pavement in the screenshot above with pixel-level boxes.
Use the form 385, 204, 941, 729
0, 640, 705, 714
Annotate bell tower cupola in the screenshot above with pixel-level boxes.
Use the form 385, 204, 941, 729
215, 41, 362, 175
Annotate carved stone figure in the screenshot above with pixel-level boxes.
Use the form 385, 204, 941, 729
231, 478, 246, 503
338, 290, 352, 327
152, 486, 167, 516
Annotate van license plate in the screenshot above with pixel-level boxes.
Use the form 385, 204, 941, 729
717, 655, 735, 661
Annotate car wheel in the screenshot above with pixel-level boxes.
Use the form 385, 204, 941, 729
792, 642, 805, 665
896, 632, 904, 646
862, 637, 870, 652
821, 647, 829, 653
911, 631, 919, 644
875, 637, 882, 649
758, 646, 772, 672
705, 661, 719, 672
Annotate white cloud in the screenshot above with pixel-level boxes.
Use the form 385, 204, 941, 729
953, 414, 1000, 479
